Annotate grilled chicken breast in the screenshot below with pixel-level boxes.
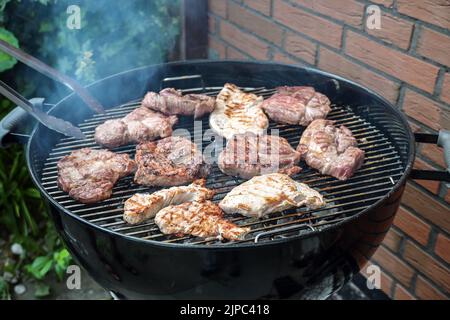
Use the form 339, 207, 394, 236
142, 88, 215, 119
261, 86, 331, 126
134, 136, 210, 187
155, 201, 250, 241
94, 107, 178, 148
218, 133, 302, 179
297, 119, 365, 180
57, 148, 136, 203
209, 83, 269, 139
219, 173, 325, 218
123, 179, 215, 224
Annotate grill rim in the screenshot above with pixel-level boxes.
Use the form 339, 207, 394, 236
25, 60, 416, 250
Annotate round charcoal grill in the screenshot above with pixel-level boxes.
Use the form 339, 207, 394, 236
40, 87, 404, 245
1, 61, 448, 299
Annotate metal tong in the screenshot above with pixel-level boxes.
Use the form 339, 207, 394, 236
0, 39, 105, 139
0, 80, 85, 140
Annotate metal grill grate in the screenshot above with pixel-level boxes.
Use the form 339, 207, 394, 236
39, 86, 405, 245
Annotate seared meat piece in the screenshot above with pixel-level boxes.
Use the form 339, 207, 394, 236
134, 136, 210, 187
123, 179, 215, 224
142, 88, 215, 119
155, 201, 250, 240
219, 173, 325, 218
297, 119, 365, 180
218, 133, 302, 179
94, 107, 178, 148
57, 148, 136, 204
261, 86, 331, 126
209, 83, 269, 139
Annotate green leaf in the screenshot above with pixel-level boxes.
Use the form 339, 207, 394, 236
23, 188, 42, 199
0, 27, 19, 72
53, 249, 71, 281
34, 283, 50, 298
26, 256, 53, 280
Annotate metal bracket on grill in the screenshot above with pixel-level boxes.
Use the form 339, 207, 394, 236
160, 74, 206, 92
254, 224, 316, 243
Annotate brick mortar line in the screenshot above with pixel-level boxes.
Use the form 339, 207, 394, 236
224, 43, 254, 60
377, 242, 450, 298
218, 5, 450, 100
356, 0, 450, 36
433, 68, 447, 98
218, 17, 315, 64
415, 152, 446, 171
401, 82, 450, 110
392, 220, 439, 263
404, 114, 449, 137
283, 0, 364, 30
278, 0, 450, 70
213, 2, 450, 79
370, 251, 417, 296
234, 0, 272, 18
399, 193, 450, 240
273, 49, 316, 67
347, 24, 449, 72
396, 84, 406, 109
408, 22, 421, 54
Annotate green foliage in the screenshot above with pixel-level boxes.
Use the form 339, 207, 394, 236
26, 248, 71, 281
0, 277, 11, 300
0, 146, 44, 236
0, 0, 181, 299
0, 27, 18, 71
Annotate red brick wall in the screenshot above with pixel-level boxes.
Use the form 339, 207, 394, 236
208, 0, 450, 300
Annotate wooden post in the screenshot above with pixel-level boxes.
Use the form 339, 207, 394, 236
180, 0, 208, 59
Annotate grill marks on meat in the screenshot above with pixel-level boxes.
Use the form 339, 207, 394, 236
123, 179, 215, 224
261, 86, 331, 126
134, 136, 210, 187
220, 173, 325, 218
209, 83, 269, 139
142, 88, 215, 119
297, 119, 365, 180
155, 201, 250, 240
94, 107, 178, 148
218, 133, 302, 179
57, 148, 136, 203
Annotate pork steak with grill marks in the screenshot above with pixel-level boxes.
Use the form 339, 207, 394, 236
155, 200, 250, 241
57, 148, 136, 203
297, 119, 365, 180
94, 107, 178, 149
134, 136, 210, 187
209, 83, 269, 140
261, 86, 331, 126
218, 132, 302, 179
142, 88, 215, 119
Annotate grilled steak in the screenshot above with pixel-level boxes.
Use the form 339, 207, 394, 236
219, 173, 325, 218
155, 201, 250, 240
209, 83, 269, 139
142, 88, 215, 119
94, 107, 178, 148
297, 119, 365, 180
134, 136, 210, 187
57, 148, 136, 203
123, 179, 215, 224
218, 133, 302, 179
261, 86, 331, 126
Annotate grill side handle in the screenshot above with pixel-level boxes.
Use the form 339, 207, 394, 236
410, 131, 450, 183
0, 98, 43, 148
